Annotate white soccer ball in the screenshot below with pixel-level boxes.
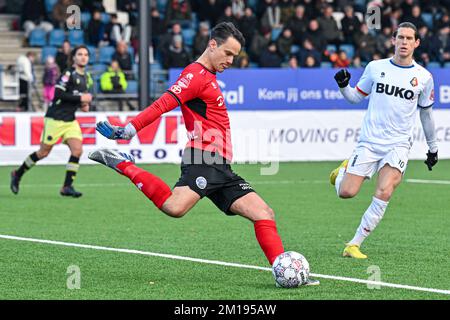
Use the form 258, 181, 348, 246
272, 251, 310, 288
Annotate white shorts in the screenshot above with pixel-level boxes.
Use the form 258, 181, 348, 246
346, 143, 410, 179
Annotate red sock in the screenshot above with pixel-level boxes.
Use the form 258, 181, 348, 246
117, 162, 172, 209
254, 220, 285, 265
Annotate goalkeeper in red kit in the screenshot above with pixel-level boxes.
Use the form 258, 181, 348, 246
89, 22, 318, 285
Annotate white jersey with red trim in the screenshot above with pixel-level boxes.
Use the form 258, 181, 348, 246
355, 58, 434, 147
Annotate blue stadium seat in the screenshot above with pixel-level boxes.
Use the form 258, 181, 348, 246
126, 80, 138, 94
150, 61, 163, 72
89, 63, 108, 79
81, 12, 92, 28
86, 45, 97, 64
421, 13, 433, 29
427, 62, 441, 68
157, 0, 166, 14
271, 28, 282, 41
181, 28, 196, 47
128, 47, 135, 64
29, 28, 47, 47
98, 46, 115, 64
249, 62, 259, 68
41, 46, 58, 63
444, 62, 450, 68
48, 29, 65, 47
45, 0, 58, 13
326, 44, 337, 54
101, 12, 111, 24
340, 44, 355, 59
68, 30, 84, 46
290, 45, 300, 54
321, 62, 333, 68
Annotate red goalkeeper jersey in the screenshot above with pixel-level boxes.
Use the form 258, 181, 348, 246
131, 62, 233, 161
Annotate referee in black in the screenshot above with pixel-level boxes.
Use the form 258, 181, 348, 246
11, 45, 93, 197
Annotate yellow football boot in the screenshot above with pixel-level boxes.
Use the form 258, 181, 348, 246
342, 244, 368, 259
329, 159, 349, 185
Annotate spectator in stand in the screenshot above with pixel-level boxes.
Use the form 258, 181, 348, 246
117, 0, 137, 26
375, 26, 394, 57
303, 54, 317, 68
239, 7, 258, 49
217, 5, 239, 26
400, 0, 414, 19
238, 55, 250, 68
81, 0, 105, 13
317, 5, 342, 47
56, 40, 71, 73
100, 60, 133, 111
21, 0, 53, 40
287, 54, 299, 69
163, 34, 192, 69
260, 0, 282, 32
354, 23, 377, 62
259, 41, 283, 67
403, 5, 427, 30
17, 52, 36, 112
249, 28, 271, 62
165, 0, 192, 28
150, 7, 163, 48
193, 22, 210, 59
435, 10, 450, 31
304, 19, 327, 54
437, 26, 450, 64
329, 50, 351, 68
279, 0, 295, 26
351, 55, 362, 67
341, 5, 361, 44
232, 49, 250, 68
158, 22, 183, 59
256, 0, 272, 20
231, 0, 246, 20
196, 0, 224, 27
42, 56, 60, 110
287, 5, 309, 46
276, 27, 294, 59
297, 38, 321, 67
112, 41, 133, 79
52, 0, 77, 30
104, 13, 132, 46
86, 10, 105, 46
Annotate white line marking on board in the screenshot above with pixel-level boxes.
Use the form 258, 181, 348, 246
0, 234, 449, 296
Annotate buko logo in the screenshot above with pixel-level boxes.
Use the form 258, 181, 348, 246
217, 80, 244, 104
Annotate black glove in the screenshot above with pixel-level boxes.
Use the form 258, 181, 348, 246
424, 150, 438, 171
334, 69, 351, 88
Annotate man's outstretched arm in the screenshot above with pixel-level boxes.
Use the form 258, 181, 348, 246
334, 69, 367, 104
96, 92, 179, 140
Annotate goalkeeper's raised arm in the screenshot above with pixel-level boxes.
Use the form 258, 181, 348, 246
96, 92, 180, 140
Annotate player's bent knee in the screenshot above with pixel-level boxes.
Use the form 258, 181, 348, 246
339, 188, 357, 199
261, 206, 275, 220
162, 203, 188, 218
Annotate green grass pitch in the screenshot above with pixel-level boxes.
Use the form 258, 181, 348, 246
0, 160, 449, 300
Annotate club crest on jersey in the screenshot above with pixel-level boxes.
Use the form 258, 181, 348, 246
196, 176, 207, 190
410, 77, 418, 87
171, 84, 182, 94
380, 72, 385, 78
375, 83, 414, 100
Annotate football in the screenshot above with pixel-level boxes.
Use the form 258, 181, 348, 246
272, 251, 310, 288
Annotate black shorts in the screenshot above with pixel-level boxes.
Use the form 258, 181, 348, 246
174, 148, 255, 215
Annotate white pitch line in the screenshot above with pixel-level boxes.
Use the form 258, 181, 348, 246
406, 179, 450, 185
1, 234, 449, 296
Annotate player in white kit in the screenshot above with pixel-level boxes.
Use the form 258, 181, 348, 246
330, 22, 439, 259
